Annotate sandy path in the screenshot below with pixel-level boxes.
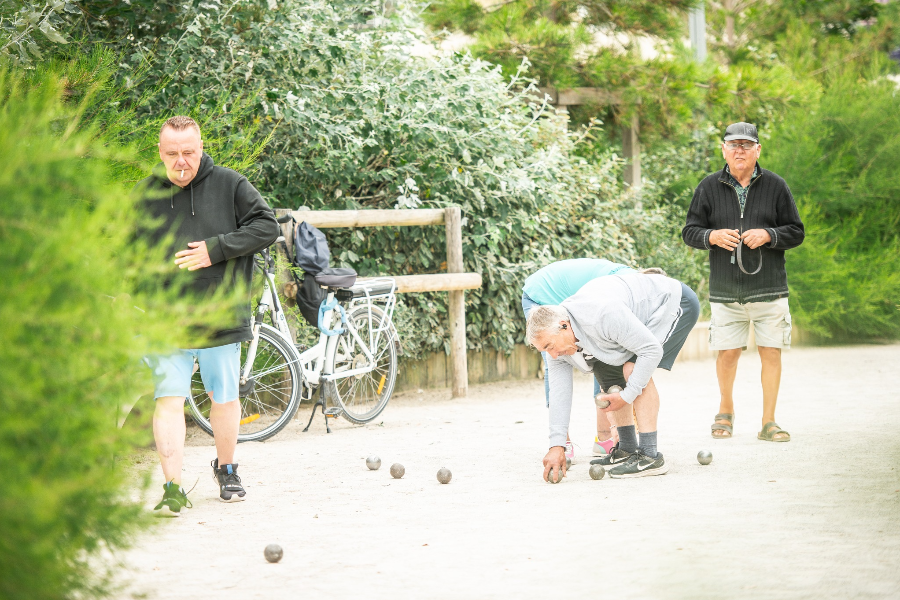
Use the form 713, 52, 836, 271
118, 344, 900, 600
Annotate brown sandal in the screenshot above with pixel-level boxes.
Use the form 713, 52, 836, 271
711, 413, 734, 439
758, 421, 790, 442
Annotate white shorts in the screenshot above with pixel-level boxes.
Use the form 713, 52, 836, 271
709, 298, 792, 350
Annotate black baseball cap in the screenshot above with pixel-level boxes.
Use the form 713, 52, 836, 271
723, 122, 759, 143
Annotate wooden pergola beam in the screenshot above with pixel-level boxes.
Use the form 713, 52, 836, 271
530, 86, 642, 189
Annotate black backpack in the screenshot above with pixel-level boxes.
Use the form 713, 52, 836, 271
288, 220, 328, 327
296, 272, 326, 329
294, 220, 330, 275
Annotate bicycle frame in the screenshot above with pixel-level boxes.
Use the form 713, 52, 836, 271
244, 247, 397, 397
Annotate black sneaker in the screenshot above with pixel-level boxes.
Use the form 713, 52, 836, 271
153, 481, 192, 517
589, 443, 634, 469
212, 459, 246, 502
608, 451, 669, 478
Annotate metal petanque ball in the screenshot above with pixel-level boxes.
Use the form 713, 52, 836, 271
547, 469, 563, 484
566, 457, 572, 469
437, 467, 452, 484
589, 464, 606, 480
366, 456, 381, 470
264, 544, 283, 563
390, 463, 405, 479
697, 450, 713, 465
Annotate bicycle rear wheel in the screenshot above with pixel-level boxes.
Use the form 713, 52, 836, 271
186, 324, 302, 442
326, 305, 398, 424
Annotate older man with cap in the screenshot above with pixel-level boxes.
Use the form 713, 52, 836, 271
682, 122, 804, 443
526, 272, 699, 481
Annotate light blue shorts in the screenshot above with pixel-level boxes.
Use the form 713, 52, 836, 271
144, 343, 241, 404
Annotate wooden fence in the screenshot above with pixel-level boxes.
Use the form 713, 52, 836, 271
274, 207, 481, 397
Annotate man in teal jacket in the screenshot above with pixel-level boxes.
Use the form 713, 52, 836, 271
522, 258, 634, 459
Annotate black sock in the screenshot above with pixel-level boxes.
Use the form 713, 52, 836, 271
639, 431, 658, 458
617, 425, 638, 453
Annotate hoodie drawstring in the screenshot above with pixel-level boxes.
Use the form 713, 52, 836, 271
170, 181, 195, 216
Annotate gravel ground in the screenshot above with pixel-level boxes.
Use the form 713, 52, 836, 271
118, 343, 900, 600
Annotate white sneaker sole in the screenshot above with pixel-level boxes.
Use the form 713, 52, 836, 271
219, 493, 246, 503
590, 459, 628, 469
608, 463, 669, 478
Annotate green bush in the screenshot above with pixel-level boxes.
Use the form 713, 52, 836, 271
766, 67, 900, 339
0, 50, 251, 598
61, 0, 644, 357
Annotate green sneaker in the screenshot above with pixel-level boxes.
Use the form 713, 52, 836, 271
153, 481, 192, 517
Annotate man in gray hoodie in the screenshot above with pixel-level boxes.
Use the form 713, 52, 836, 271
526, 272, 699, 480
136, 116, 279, 515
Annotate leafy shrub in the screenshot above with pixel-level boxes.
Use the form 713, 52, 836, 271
0, 58, 148, 600
766, 67, 900, 338
0, 49, 256, 598
64, 0, 644, 357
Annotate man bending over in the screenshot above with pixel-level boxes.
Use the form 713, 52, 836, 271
526, 271, 699, 480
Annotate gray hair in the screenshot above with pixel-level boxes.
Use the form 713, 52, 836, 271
525, 305, 569, 345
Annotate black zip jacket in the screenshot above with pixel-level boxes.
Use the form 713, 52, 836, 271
682, 163, 804, 304
135, 152, 279, 346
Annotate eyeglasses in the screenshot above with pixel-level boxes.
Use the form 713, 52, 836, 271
724, 141, 758, 150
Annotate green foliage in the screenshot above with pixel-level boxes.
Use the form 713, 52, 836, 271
766, 67, 900, 338
57, 0, 643, 357
0, 0, 76, 64
0, 49, 253, 598
0, 58, 144, 600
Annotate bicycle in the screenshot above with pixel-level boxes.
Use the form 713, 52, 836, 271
185, 232, 400, 442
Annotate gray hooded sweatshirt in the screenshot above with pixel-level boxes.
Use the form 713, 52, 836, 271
547, 272, 683, 448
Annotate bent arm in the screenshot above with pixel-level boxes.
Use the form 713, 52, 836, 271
604, 308, 664, 404
206, 177, 280, 264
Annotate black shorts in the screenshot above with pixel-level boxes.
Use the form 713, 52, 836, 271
592, 282, 700, 392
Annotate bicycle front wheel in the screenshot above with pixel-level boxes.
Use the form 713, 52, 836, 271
186, 324, 303, 442
326, 305, 398, 424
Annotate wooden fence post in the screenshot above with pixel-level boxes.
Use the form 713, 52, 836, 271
445, 206, 468, 398
623, 114, 641, 189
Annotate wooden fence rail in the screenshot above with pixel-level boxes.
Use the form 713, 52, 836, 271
274, 207, 481, 398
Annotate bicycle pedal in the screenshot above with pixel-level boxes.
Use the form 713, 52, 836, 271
323, 407, 343, 418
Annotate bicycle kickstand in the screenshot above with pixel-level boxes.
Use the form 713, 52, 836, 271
302, 384, 331, 434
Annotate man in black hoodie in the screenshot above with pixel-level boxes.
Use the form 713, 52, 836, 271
138, 116, 279, 515
683, 122, 804, 445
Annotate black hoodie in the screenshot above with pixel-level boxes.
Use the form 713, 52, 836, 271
135, 152, 279, 347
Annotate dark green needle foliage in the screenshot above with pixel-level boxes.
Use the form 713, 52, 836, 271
0, 51, 244, 599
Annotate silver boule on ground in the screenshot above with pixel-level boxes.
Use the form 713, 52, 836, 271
390, 463, 405, 478
366, 455, 381, 470
436, 467, 451, 484
697, 450, 713, 465
264, 544, 282, 564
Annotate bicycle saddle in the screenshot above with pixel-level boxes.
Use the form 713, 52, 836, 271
314, 267, 357, 288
